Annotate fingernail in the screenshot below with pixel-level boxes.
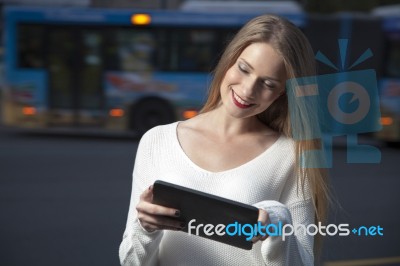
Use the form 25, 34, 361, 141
175, 210, 180, 217
148, 185, 153, 191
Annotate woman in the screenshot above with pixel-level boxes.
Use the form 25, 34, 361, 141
119, 14, 329, 265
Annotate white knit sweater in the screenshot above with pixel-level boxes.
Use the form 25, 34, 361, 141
119, 122, 315, 266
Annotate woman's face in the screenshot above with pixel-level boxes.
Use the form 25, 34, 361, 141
220, 42, 286, 119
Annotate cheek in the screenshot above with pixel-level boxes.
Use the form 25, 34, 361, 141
223, 68, 240, 85
260, 90, 282, 105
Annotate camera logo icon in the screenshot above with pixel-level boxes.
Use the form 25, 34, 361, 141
327, 81, 369, 125
286, 39, 381, 168
318, 69, 381, 135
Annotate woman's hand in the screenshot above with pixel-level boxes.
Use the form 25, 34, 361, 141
251, 209, 269, 243
136, 185, 184, 232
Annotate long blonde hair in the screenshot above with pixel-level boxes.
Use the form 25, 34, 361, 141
201, 14, 330, 254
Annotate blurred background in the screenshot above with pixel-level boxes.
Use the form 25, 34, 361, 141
0, 0, 399, 265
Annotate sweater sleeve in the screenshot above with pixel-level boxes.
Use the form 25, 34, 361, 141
253, 198, 315, 266
119, 129, 163, 266
253, 163, 315, 266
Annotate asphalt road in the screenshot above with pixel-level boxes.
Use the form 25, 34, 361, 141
0, 126, 399, 266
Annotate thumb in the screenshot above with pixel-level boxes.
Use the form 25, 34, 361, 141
141, 185, 154, 202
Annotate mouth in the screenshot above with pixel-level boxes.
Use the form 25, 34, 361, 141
231, 90, 255, 109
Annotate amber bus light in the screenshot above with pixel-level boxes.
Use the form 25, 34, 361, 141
109, 108, 124, 117
380, 116, 393, 126
22, 106, 36, 116
183, 110, 198, 119
131, 14, 151, 25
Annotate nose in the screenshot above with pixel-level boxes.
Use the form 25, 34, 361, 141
240, 76, 258, 98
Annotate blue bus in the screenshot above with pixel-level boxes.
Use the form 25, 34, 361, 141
372, 7, 400, 143
1, 6, 304, 135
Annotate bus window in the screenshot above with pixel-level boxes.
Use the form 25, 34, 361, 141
18, 25, 45, 68
105, 29, 157, 72
47, 28, 77, 109
79, 29, 104, 110
169, 29, 217, 72
386, 35, 400, 78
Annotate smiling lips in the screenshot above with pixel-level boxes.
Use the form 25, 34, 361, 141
232, 90, 254, 109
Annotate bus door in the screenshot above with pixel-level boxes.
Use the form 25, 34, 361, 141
47, 27, 104, 127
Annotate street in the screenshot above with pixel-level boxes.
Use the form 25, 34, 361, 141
0, 127, 135, 266
0, 126, 399, 266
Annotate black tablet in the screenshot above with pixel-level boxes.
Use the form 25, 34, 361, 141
152, 180, 260, 250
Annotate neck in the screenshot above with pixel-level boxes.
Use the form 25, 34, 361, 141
202, 106, 266, 139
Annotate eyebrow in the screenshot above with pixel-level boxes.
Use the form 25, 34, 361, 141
239, 58, 283, 83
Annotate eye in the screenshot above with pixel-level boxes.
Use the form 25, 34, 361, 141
238, 63, 249, 74
263, 80, 276, 89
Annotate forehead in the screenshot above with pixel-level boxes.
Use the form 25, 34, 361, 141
239, 42, 286, 78
240, 42, 281, 61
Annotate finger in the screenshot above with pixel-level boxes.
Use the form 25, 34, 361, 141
251, 230, 269, 243
251, 235, 262, 243
137, 201, 180, 218
258, 209, 269, 224
140, 220, 183, 232
139, 186, 181, 217
260, 234, 269, 241
251, 235, 267, 243
251, 209, 270, 243
138, 212, 184, 230
140, 185, 154, 202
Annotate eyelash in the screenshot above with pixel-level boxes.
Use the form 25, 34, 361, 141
264, 82, 275, 89
238, 63, 248, 74
238, 63, 275, 89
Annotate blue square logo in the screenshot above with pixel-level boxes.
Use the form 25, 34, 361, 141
287, 69, 381, 140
